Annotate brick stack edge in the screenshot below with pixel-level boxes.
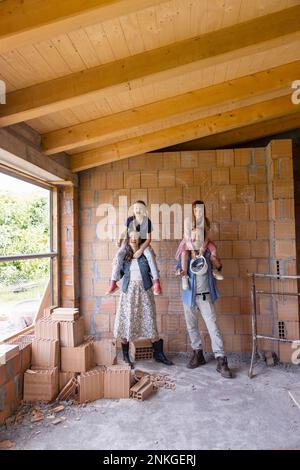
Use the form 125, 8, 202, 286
79, 141, 299, 359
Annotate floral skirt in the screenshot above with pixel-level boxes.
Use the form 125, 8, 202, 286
114, 281, 158, 341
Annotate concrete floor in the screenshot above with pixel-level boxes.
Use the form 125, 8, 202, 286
1, 354, 300, 450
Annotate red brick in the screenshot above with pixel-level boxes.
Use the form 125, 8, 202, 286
251, 240, 269, 258
165, 188, 183, 205
232, 241, 251, 259
158, 170, 176, 187
176, 169, 194, 186
272, 181, 294, 199
255, 184, 269, 202
236, 185, 255, 203
181, 151, 198, 168
141, 171, 158, 188
235, 316, 252, 334
124, 171, 140, 189
270, 140, 292, 159
256, 221, 270, 239
249, 166, 267, 184
216, 149, 234, 167
107, 171, 124, 189
230, 167, 248, 185
217, 241, 233, 259
274, 220, 295, 239
94, 314, 110, 332
219, 185, 236, 203
163, 152, 181, 169
231, 203, 249, 221
249, 202, 269, 221
238, 221, 256, 240
219, 223, 238, 240
183, 186, 201, 203
234, 148, 252, 166
255, 148, 266, 165
197, 150, 216, 169
130, 189, 148, 205
0, 365, 7, 387
217, 315, 235, 334
275, 240, 296, 259
222, 259, 239, 277
212, 168, 229, 185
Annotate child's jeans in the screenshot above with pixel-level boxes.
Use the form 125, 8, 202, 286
111, 246, 160, 281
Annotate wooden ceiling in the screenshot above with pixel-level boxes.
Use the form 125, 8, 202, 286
0, 0, 300, 172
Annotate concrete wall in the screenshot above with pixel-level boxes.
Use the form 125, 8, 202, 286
78, 140, 299, 359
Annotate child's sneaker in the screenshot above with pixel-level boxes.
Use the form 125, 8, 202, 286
213, 270, 224, 280
182, 276, 189, 290
153, 279, 162, 295
106, 281, 119, 295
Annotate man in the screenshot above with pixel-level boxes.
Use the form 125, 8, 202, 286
180, 252, 233, 378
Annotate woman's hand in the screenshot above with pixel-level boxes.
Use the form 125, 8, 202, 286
133, 248, 143, 259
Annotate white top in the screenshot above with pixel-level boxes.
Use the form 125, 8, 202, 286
195, 272, 209, 294
130, 259, 142, 281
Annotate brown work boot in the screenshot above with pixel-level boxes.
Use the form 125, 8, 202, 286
216, 356, 233, 378
187, 349, 206, 369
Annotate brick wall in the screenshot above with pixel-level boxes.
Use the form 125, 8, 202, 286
60, 185, 80, 308
78, 140, 299, 359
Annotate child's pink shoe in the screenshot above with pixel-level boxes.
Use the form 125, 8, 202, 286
153, 279, 162, 295
106, 281, 119, 295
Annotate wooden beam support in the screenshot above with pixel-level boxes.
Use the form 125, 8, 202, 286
164, 114, 300, 151
0, 126, 77, 184
70, 95, 300, 171
0, 0, 165, 53
42, 60, 300, 155
1, 5, 300, 126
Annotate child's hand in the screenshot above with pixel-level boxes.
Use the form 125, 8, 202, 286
133, 248, 143, 259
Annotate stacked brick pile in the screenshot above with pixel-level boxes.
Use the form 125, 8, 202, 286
22, 307, 132, 404
0, 335, 32, 423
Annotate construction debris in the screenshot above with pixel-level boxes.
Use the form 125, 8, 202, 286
56, 377, 78, 401
50, 405, 65, 413
130, 375, 155, 401
0, 440, 14, 449
51, 416, 67, 425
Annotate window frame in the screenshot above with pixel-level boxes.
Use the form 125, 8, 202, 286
0, 168, 59, 342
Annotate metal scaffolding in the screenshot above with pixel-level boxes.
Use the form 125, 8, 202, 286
248, 273, 300, 378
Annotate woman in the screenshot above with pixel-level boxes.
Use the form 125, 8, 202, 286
175, 200, 223, 289
114, 230, 173, 368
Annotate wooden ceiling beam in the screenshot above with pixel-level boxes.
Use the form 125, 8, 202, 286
0, 0, 165, 53
163, 114, 300, 151
70, 95, 300, 171
42, 60, 300, 155
1, 5, 300, 126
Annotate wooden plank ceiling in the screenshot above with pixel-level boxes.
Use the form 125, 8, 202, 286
0, 0, 300, 172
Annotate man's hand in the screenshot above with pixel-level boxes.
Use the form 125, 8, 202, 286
133, 248, 143, 259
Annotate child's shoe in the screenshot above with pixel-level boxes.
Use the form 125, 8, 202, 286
153, 279, 162, 295
213, 270, 224, 280
182, 276, 189, 290
106, 281, 119, 295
